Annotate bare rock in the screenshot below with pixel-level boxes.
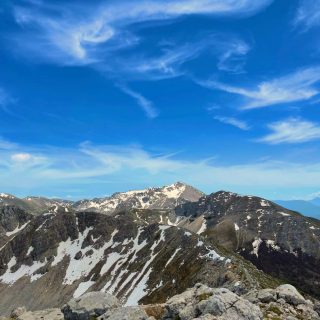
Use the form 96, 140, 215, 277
10, 307, 27, 319
97, 306, 149, 320
16, 308, 63, 320
61, 292, 120, 320
276, 284, 306, 306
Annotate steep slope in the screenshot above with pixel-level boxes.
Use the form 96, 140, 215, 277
0, 209, 236, 315
175, 191, 320, 297
73, 182, 204, 214
0, 206, 33, 247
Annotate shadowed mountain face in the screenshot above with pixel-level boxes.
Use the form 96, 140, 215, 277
0, 209, 236, 315
175, 191, 320, 297
0, 206, 33, 247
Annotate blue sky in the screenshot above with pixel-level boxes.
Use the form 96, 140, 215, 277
1, 0, 320, 200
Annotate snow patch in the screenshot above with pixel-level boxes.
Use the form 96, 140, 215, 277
197, 218, 207, 235
260, 200, 270, 207
279, 212, 290, 217
0, 256, 46, 285
6, 222, 29, 237
73, 280, 95, 298
251, 238, 262, 257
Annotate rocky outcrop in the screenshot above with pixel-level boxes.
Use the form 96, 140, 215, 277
62, 292, 120, 320
13, 308, 63, 320
98, 306, 150, 320
4, 283, 319, 320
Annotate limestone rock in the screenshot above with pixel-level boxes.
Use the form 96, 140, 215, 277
17, 308, 63, 320
98, 306, 149, 320
61, 292, 120, 320
10, 307, 27, 318
276, 284, 306, 306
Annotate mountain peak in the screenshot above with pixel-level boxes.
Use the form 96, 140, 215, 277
0, 193, 16, 199
73, 182, 204, 214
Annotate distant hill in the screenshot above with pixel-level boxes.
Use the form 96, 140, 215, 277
274, 200, 320, 219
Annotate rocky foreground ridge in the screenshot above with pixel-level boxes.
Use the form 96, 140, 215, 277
3, 283, 320, 320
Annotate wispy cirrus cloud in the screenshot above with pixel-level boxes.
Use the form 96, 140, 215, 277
294, 0, 320, 30
8, 1, 259, 117
257, 118, 320, 144
0, 137, 18, 150
117, 84, 159, 118
1, 138, 320, 198
199, 66, 320, 109
0, 88, 14, 113
214, 116, 250, 130
217, 40, 250, 73
10, 0, 272, 65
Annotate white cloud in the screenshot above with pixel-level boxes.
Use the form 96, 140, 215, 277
2, 138, 320, 196
294, 0, 320, 30
117, 84, 158, 118
217, 40, 250, 73
199, 66, 320, 109
10, 0, 271, 65
11, 153, 32, 162
0, 137, 18, 150
8, 3, 256, 118
257, 118, 320, 144
214, 116, 250, 130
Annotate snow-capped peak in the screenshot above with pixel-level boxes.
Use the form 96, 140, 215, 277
0, 193, 16, 199
73, 182, 203, 214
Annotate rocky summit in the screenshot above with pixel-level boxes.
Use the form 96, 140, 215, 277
72, 182, 204, 214
0, 183, 320, 319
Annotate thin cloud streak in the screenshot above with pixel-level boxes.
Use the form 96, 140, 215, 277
214, 116, 250, 130
294, 0, 320, 30
257, 118, 320, 144
198, 66, 320, 109
1, 139, 320, 194
117, 84, 159, 118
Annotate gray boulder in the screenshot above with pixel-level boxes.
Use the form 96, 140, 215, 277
257, 289, 276, 303
10, 307, 27, 319
276, 284, 306, 306
98, 306, 149, 320
315, 301, 320, 316
164, 284, 263, 320
61, 292, 120, 320
199, 288, 263, 320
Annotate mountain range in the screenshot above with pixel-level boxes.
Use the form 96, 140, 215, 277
0, 182, 320, 318
275, 199, 320, 219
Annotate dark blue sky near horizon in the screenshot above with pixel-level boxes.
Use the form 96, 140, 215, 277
1, 0, 320, 200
